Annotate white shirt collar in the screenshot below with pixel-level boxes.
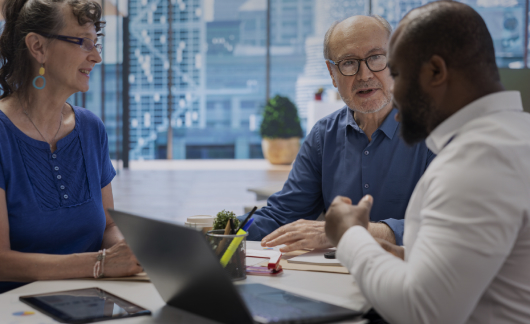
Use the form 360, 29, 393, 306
426, 91, 523, 154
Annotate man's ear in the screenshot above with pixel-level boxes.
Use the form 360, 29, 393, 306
420, 54, 448, 89
326, 60, 338, 88
25, 32, 47, 64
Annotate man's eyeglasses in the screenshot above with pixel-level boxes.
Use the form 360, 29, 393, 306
327, 54, 387, 76
38, 33, 103, 54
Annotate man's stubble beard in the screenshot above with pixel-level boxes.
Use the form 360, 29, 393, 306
399, 78, 446, 145
341, 86, 393, 115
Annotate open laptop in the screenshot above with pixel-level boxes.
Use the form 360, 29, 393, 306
108, 209, 362, 324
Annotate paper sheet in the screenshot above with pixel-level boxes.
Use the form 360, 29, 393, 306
246, 249, 282, 259
258, 250, 349, 274
247, 249, 282, 270
287, 249, 341, 266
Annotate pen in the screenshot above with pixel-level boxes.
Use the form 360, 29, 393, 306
215, 220, 233, 254
235, 206, 257, 234
229, 218, 236, 235
242, 218, 254, 232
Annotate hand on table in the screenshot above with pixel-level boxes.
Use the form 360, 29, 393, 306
102, 240, 143, 277
261, 219, 333, 253
325, 195, 372, 247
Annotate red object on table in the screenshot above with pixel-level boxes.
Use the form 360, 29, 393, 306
247, 249, 282, 270
246, 265, 283, 276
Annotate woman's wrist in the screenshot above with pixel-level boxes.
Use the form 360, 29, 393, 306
80, 252, 102, 279
93, 249, 106, 278
55, 252, 100, 280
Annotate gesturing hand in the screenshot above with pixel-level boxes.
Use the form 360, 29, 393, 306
261, 219, 333, 253
325, 195, 373, 247
102, 240, 143, 278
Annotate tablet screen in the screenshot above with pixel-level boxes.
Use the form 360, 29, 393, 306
20, 287, 151, 324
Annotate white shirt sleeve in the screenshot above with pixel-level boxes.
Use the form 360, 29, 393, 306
336, 143, 525, 324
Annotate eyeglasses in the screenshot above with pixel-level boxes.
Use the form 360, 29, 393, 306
327, 54, 388, 76
37, 33, 102, 54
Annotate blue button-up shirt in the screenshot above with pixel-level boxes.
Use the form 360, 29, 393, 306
244, 107, 435, 245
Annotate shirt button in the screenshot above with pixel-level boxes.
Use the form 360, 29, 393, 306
54, 166, 59, 171
364, 183, 369, 189
63, 194, 68, 199
57, 175, 62, 180
364, 151, 369, 155
60, 185, 65, 190
52, 154, 57, 159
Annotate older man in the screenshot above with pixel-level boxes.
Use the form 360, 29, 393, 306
243, 15, 434, 250
326, 2, 530, 323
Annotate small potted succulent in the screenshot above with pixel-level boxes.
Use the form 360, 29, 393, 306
213, 210, 240, 230
260, 95, 303, 165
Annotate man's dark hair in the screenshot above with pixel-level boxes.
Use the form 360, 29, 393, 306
399, 1, 499, 82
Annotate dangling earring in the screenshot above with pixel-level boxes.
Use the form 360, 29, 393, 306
32, 64, 46, 90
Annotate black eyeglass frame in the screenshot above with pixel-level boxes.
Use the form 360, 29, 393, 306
37, 32, 102, 54
327, 54, 388, 76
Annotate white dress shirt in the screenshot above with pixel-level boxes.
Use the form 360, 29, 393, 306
337, 91, 530, 324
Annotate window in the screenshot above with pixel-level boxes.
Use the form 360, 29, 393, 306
78, 0, 529, 161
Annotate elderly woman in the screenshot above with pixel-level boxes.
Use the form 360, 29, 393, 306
0, 0, 142, 293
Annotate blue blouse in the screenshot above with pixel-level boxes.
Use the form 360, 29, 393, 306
0, 106, 116, 293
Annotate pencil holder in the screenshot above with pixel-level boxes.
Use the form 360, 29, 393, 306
206, 229, 248, 281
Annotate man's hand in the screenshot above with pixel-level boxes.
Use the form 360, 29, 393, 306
374, 238, 405, 260
261, 219, 333, 253
325, 195, 373, 247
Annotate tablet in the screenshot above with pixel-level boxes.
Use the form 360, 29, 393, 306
19, 287, 151, 324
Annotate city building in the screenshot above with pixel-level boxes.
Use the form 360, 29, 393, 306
72, 0, 529, 161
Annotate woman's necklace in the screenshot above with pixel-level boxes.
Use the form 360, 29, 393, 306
23, 105, 64, 151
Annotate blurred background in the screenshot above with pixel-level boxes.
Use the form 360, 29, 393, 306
0, 0, 522, 164
1, 0, 529, 219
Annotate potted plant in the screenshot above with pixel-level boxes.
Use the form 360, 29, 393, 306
260, 95, 303, 165
213, 210, 240, 230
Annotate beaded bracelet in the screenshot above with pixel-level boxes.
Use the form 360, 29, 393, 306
93, 249, 106, 279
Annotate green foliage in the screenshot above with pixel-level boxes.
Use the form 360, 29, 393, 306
260, 95, 303, 139
213, 210, 240, 230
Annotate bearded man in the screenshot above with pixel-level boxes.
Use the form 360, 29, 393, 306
325, 2, 530, 323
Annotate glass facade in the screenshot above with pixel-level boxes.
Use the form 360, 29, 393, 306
373, 0, 528, 67
37, 0, 530, 160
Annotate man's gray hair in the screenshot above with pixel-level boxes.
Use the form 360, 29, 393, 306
323, 15, 393, 60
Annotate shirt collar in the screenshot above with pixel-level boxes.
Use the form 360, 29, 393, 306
426, 91, 523, 154
346, 107, 399, 139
